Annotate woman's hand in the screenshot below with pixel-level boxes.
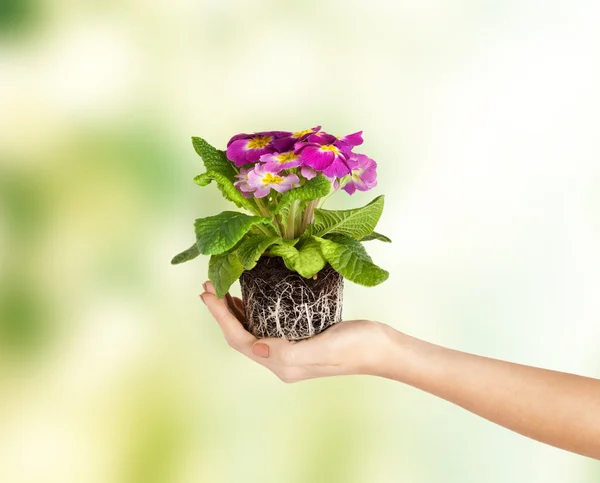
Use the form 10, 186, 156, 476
200, 281, 395, 383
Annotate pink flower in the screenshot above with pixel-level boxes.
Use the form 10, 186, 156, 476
342, 153, 378, 195
259, 150, 303, 173
247, 165, 300, 198
233, 167, 255, 198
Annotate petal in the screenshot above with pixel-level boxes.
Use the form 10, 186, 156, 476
261, 162, 285, 173
257, 130, 291, 139
254, 186, 270, 198
270, 183, 290, 193
259, 153, 280, 164
342, 181, 357, 195
227, 133, 252, 147
246, 145, 275, 162
301, 166, 318, 180
284, 173, 300, 185
308, 132, 336, 144
271, 137, 296, 152
322, 155, 352, 178
226, 139, 252, 167
247, 170, 264, 188
301, 146, 334, 170
341, 131, 363, 146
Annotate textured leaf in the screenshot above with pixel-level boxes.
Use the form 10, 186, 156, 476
194, 211, 273, 255
273, 176, 331, 215
268, 237, 327, 278
192, 137, 236, 178
236, 235, 283, 270
311, 195, 384, 239
191, 137, 255, 211
170, 243, 200, 265
208, 251, 244, 298
360, 231, 392, 243
194, 171, 255, 211
313, 234, 389, 286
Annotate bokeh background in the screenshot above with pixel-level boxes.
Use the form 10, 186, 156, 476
1, 0, 599, 482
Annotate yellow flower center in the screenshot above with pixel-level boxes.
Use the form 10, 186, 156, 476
263, 173, 284, 185
293, 128, 313, 138
247, 135, 272, 149
320, 144, 340, 155
276, 152, 299, 164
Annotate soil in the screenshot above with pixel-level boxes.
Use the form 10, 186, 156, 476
239, 256, 344, 340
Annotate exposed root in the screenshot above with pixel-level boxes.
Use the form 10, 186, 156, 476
240, 257, 343, 340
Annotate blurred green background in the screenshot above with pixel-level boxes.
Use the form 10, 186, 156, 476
1, 1, 599, 482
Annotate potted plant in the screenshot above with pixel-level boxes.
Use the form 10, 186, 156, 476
172, 127, 390, 340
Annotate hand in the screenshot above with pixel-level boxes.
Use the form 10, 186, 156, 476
200, 281, 394, 383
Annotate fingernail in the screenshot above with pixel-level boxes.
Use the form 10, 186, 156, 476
252, 343, 270, 358
200, 294, 206, 304
202, 282, 208, 291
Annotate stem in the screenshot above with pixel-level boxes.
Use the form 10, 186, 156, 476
301, 199, 317, 233
286, 200, 297, 240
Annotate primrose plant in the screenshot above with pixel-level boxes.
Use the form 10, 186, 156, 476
172, 127, 390, 340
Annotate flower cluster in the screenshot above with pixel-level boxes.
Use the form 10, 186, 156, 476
227, 126, 377, 198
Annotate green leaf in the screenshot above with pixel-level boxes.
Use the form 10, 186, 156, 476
170, 243, 200, 265
313, 234, 389, 286
236, 235, 283, 270
194, 171, 255, 211
194, 211, 273, 255
191, 137, 255, 211
208, 251, 244, 298
311, 195, 385, 239
192, 137, 236, 178
268, 237, 327, 278
273, 176, 331, 215
360, 231, 392, 243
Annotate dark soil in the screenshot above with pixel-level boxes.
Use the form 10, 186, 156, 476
239, 256, 344, 340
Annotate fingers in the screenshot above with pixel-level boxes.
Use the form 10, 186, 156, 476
232, 297, 244, 312
251, 336, 327, 367
201, 282, 256, 353
225, 293, 246, 323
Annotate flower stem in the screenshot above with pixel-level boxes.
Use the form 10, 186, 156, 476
286, 201, 297, 240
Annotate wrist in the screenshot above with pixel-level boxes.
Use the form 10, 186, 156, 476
371, 324, 431, 384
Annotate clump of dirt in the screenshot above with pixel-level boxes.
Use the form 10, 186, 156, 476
239, 256, 344, 340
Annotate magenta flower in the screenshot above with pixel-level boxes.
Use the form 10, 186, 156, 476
342, 153, 378, 195
226, 130, 290, 167
247, 165, 300, 198
296, 141, 352, 178
271, 126, 321, 152
259, 150, 303, 173
233, 167, 255, 198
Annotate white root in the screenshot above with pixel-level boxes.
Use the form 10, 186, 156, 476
240, 265, 344, 341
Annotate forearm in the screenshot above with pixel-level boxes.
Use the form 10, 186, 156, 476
376, 327, 600, 460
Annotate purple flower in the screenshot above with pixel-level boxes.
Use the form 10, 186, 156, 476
296, 141, 352, 178
271, 126, 321, 152
342, 153, 378, 195
259, 150, 303, 173
233, 167, 255, 198
226, 130, 290, 167
247, 165, 300, 198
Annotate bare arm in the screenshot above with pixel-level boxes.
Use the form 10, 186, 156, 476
383, 330, 600, 460
200, 281, 600, 460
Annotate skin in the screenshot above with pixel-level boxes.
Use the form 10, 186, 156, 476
200, 281, 600, 460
